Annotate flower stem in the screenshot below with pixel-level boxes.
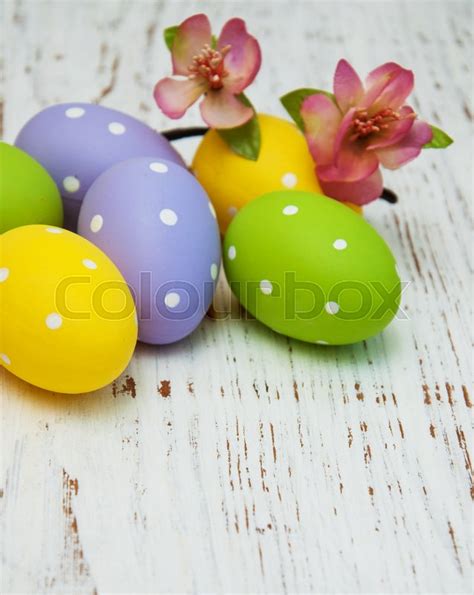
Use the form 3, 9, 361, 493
380, 187, 398, 203
162, 127, 209, 141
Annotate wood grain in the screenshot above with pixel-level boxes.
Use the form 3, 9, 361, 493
1, 1, 472, 593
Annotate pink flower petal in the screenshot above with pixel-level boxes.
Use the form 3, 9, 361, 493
365, 62, 403, 89
376, 120, 433, 169
199, 90, 254, 129
360, 63, 399, 108
319, 138, 379, 183
318, 166, 384, 205
154, 77, 207, 119
366, 106, 416, 150
330, 108, 380, 181
374, 69, 414, 111
334, 59, 364, 112
362, 62, 414, 111
172, 14, 212, 76
218, 18, 262, 94
300, 93, 342, 164
336, 143, 380, 181
333, 107, 357, 156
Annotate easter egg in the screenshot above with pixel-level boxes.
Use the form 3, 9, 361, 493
78, 157, 221, 345
0, 225, 137, 393
193, 113, 360, 233
0, 142, 63, 233
223, 191, 400, 345
15, 103, 185, 230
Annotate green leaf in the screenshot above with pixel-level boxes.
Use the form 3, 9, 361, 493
423, 125, 453, 149
217, 94, 261, 161
164, 25, 178, 51
280, 88, 336, 131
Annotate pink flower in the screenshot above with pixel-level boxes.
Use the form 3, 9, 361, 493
301, 60, 433, 205
154, 14, 261, 129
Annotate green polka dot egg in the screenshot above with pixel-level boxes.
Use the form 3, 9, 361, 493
0, 142, 63, 233
223, 191, 401, 345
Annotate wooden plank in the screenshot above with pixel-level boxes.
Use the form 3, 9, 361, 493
1, 1, 472, 593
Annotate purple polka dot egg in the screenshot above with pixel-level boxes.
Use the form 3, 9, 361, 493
15, 103, 185, 230
77, 158, 221, 345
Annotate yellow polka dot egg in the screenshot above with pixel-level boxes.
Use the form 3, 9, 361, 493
0, 225, 138, 393
193, 114, 323, 233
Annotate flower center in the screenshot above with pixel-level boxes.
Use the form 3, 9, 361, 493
351, 107, 401, 140
188, 44, 231, 90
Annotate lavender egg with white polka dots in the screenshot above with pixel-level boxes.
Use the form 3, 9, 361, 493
78, 158, 221, 345
15, 103, 185, 230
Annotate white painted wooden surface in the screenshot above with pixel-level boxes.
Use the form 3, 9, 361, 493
1, 1, 472, 593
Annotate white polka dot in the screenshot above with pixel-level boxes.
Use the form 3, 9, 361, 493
63, 176, 80, 193
208, 202, 217, 218
281, 172, 298, 188
228, 206, 238, 217
325, 301, 340, 315
1, 353, 11, 365
46, 313, 63, 330
82, 259, 97, 270
46, 227, 63, 234
228, 245, 236, 260
260, 280, 273, 295
160, 209, 177, 226
316, 340, 329, 345
65, 107, 85, 119
164, 292, 180, 309
283, 205, 298, 216
149, 162, 168, 173
333, 239, 347, 250
0, 268, 9, 282
90, 215, 103, 233
108, 122, 126, 135
210, 263, 218, 280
